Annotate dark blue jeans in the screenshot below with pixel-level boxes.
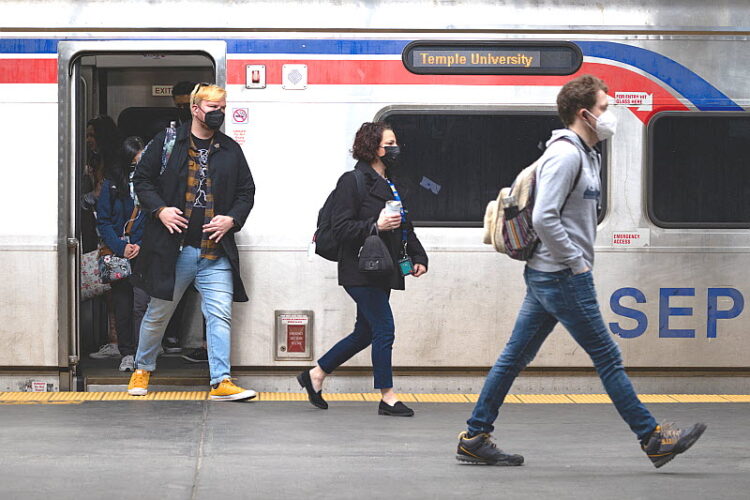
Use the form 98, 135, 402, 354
318, 286, 394, 389
467, 267, 657, 441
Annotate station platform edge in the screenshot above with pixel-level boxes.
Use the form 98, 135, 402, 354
1, 392, 749, 404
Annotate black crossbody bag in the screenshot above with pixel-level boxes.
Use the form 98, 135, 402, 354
358, 224, 394, 274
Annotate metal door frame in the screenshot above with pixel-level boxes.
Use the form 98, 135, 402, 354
57, 40, 226, 390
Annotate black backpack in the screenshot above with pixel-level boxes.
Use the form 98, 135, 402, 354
313, 169, 367, 261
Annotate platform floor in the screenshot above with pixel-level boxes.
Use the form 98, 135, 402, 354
0, 400, 748, 499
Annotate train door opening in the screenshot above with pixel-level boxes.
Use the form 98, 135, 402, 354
59, 41, 225, 390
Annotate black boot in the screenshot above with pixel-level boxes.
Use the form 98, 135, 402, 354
296, 369, 328, 410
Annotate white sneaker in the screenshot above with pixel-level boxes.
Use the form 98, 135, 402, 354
89, 343, 122, 359
119, 355, 135, 372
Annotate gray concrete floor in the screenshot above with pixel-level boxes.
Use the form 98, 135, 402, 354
0, 401, 747, 500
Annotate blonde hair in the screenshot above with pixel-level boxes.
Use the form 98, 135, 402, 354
190, 83, 227, 107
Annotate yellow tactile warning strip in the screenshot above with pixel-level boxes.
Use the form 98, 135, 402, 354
566, 394, 613, 404
516, 394, 575, 404
257, 392, 307, 401
640, 394, 679, 403
0, 392, 749, 405
669, 394, 731, 403
722, 395, 750, 403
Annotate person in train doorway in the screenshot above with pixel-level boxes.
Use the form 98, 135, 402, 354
160, 79, 212, 361
172, 80, 196, 126
297, 121, 429, 416
127, 83, 257, 401
455, 75, 706, 467
96, 136, 149, 372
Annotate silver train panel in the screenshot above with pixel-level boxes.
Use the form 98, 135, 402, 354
0, 9, 748, 376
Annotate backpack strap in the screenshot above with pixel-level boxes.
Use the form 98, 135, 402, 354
160, 126, 177, 175
353, 168, 366, 202
123, 206, 140, 236
352, 168, 367, 218
548, 137, 584, 214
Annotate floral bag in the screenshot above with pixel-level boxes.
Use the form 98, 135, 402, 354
98, 206, 139, 284
81, 249, 110, 300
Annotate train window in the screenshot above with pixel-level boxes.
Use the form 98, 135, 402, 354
649, 113, 750, 228
382, 111, 608, 227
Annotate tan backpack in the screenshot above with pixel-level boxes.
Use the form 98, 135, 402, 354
483, 137, 581, 259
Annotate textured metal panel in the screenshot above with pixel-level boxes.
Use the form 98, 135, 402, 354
3, 1, 750, 30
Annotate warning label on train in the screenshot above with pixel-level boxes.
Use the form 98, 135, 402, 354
232, 108, 248, 124
614, 92, 653, 111
612, 229, 650, 248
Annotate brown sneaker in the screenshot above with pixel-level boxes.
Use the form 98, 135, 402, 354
641, 422, 707, 468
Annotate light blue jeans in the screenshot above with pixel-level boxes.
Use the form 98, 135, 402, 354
135, 246, 234, 386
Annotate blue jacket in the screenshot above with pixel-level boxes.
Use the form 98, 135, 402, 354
96, 179, 146, 257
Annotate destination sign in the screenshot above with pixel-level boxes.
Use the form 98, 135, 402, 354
402, 41, 582, 76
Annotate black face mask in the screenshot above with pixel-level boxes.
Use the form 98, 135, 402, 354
380, 145, 401, 169
203, 109, 225, 130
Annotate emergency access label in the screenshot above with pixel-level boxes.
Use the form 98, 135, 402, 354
612, 229, 650, 248
614, 92, 653, 111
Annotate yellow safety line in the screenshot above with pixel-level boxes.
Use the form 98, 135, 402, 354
414, 393, 470, 403
668, 394, 732, 403
0, 392, 748, 404
516, 394, 575, 404
257, 392, 307, 401
566, 394, 612, 404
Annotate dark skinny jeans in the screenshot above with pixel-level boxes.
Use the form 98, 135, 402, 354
318, 286, 395, 389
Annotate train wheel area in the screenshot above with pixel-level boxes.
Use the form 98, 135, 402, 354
0, 401, 747, 499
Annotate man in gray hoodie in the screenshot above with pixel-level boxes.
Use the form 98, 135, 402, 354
455, 75, 706, 468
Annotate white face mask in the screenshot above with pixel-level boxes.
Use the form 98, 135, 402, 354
585, 109, 617, 141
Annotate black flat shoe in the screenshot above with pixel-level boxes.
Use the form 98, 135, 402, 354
296, 370, 328, 409
378, 400, 414, 417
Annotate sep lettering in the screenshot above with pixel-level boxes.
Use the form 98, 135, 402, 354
608, 287, 744, 339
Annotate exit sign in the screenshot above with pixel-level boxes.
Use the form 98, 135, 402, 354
152, 85, 173, 97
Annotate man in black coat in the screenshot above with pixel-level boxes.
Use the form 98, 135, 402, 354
127, 83, 256, 401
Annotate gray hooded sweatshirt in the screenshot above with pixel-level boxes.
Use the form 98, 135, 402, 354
528, 129, 601, 274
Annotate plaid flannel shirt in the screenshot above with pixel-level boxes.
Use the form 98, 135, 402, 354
183, 137, 221, 260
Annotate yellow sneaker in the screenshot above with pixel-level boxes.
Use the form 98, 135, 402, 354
209, 378, 257, 401
127, 369, 150, 396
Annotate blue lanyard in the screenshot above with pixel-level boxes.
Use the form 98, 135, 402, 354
385, 178, 408, 243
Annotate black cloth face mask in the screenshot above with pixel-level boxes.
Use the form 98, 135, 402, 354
203, 109, 225, 130
380, 145, 401, 169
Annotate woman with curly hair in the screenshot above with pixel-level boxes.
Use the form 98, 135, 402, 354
298, 122, 429, 417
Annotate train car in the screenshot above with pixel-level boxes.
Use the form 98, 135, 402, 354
1, 0, 749, 393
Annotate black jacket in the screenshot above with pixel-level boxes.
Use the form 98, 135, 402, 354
132, 123, 255, 302
332, 161, 428, 290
